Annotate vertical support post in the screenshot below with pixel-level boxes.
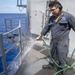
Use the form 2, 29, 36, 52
45, 0, 51, 25
26, 0, 30, 35
10, 20, 12, 33
20, 0, 22, 5
10, 20, 14, 43
41, 12, 45, 30
17, 0, 19, 6
18, 21, 22, 65
4, 19, 7, 32
0, 34, 8, 75
4, 19, 8, 38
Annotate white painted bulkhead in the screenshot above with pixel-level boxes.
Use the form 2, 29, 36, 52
27, 0, 75, 55
28, 0, 47, 35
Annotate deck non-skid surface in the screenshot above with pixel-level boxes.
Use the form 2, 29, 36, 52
15, 43, 75, 75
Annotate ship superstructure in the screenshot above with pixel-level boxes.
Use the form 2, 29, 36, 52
0, 0, 75, 75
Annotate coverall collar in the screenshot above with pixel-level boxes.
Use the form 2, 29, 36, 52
53, 11, 64, 23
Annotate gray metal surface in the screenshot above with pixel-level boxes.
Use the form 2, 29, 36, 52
32, 44, 45, 51
15, 42, 75, 75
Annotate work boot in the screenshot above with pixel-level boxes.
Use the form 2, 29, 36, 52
49, 62, 55, 67
42, 62, 55, 69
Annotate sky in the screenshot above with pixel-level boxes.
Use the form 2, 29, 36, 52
0, 0, 27, 13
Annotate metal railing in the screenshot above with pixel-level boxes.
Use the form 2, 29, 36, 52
5, 17, 26, 35
0, 21, 22, 75
17, 0, 27, 7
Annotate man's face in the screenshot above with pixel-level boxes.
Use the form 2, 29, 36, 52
50, 6, 60, 16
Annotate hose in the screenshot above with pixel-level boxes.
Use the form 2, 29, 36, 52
41, 38, 75, 75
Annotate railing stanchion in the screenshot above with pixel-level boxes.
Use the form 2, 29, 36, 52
18, 21, 22, 65
0, 33, 8, 75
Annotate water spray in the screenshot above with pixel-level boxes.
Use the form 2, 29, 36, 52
23, 38, 36, 58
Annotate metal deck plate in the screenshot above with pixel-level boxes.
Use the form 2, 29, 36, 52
32, 44, 45, 51
35, 68, 75, 75
15, 43, 75, 75
40, 49, 75, 65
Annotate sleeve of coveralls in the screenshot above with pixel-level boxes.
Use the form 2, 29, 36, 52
68, 14, 75, 31
41, 18, 51, 35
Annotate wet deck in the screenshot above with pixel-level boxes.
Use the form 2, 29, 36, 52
15, 41, 75, 75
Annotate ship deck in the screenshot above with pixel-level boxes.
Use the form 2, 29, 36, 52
15, 40, 75, 75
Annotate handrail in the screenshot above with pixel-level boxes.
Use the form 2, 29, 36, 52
0, 34, 8, 75
3, 20, 21, 36
0, 20, 22, 75
7, 51, 21, 69
3, 26, 20, 36
5, 17, 26, 23
4, 17, 26, 36
5, 40, 19, 54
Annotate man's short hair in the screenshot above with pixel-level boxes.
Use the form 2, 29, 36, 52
49, 0, 63, 10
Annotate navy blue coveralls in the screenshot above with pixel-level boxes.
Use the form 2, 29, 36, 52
41, 11, 75, 66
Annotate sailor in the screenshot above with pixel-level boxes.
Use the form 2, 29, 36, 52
36, 0, 75, 75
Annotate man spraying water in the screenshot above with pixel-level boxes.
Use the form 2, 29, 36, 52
36, 0, 75, 75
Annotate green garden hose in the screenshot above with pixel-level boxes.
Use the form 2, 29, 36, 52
41, 38, 75, 75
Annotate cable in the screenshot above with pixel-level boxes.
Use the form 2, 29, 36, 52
41, 38, 75, 75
